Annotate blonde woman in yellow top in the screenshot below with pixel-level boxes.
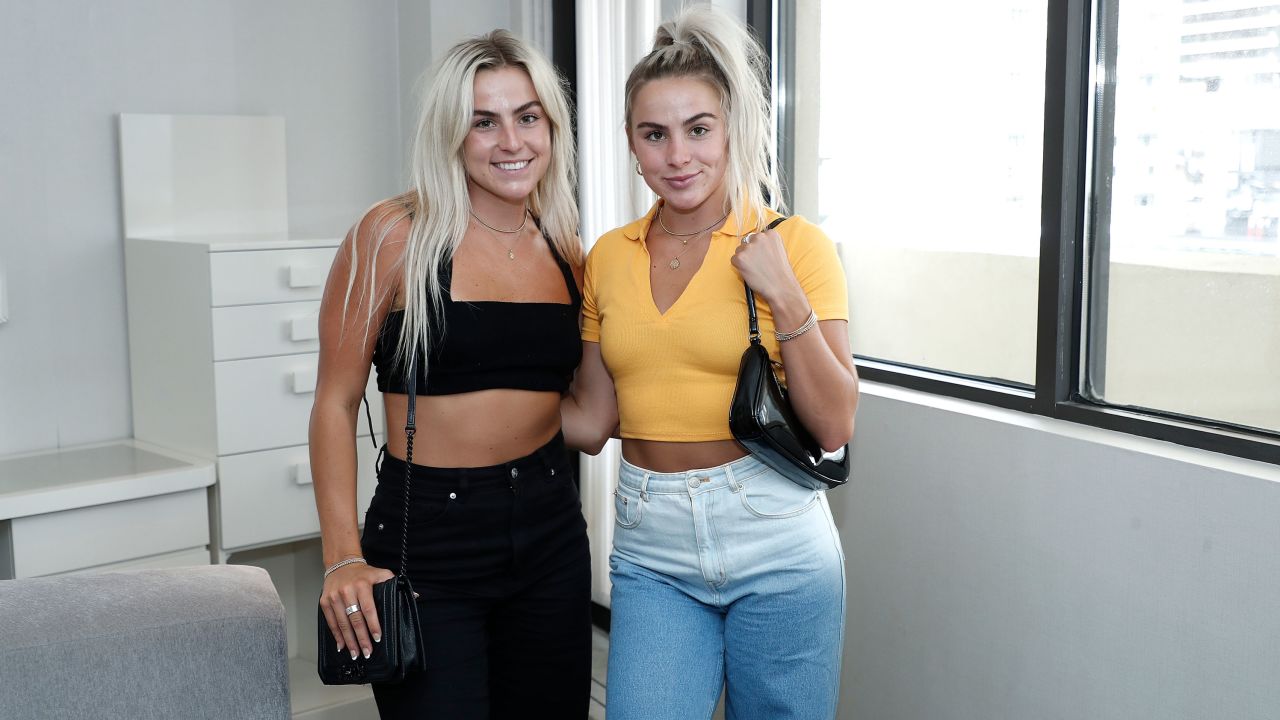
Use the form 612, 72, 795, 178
561, 6, 857, 720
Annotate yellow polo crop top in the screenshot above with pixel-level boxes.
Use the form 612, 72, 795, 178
581, 202, 849, 442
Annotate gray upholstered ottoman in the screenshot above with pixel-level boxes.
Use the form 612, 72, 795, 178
0, 565, 289, 719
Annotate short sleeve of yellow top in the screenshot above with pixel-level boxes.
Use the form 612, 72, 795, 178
581, 202, 849, 442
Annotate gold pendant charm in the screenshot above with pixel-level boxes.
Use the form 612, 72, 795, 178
669, 258, 681, 270
508, 250, 515, 260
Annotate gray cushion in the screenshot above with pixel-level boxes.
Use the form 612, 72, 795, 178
0, 565, 289, 719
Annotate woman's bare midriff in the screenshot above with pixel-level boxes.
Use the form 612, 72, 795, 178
382, 389, 563, 467
621, 439, 748, 474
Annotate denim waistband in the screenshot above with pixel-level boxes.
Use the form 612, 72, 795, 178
618, 453, 771, 496
377, 431, 568, 492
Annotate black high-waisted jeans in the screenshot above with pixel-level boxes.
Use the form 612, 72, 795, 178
361, 432, 591, 719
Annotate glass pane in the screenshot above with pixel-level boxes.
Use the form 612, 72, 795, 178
806, 1, 1046, 385
1088, 0, 1280, 433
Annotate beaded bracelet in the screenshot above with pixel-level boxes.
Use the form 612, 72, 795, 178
323, 556, 367, 578
775, 311, 818, 342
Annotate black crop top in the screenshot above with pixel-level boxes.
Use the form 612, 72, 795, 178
372, 236, 581, 396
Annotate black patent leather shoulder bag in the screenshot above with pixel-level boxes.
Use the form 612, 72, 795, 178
728, 216, 851, 491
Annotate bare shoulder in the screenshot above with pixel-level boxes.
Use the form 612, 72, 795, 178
327, 195, 416, 314
348, 195, 414, 260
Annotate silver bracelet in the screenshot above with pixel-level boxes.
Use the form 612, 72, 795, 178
323, 556, 367, 578
775, 311, 818, 342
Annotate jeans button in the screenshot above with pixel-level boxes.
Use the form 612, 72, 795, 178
687, 476, 700, 488
510, 467, 519, 479
550, 468, 556, 476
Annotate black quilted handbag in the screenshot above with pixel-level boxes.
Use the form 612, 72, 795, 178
728, 217, 850, 491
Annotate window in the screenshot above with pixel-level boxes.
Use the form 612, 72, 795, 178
1087, 0, 1280, 435
777, 0, 1280, 462
802, 0, 1048, 386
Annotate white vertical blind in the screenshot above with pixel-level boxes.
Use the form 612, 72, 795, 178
575, 0, 659, 608
512, 0, 553, 55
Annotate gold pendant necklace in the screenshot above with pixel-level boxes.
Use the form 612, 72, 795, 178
471, 209, 528, 261
656, 205, 729, 270
667, 237, 695, 270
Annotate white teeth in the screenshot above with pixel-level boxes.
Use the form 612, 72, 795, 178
496, 160, 529, 171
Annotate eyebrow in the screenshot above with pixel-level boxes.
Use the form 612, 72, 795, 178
473, 100, 543, 118
634, 112, 718, 131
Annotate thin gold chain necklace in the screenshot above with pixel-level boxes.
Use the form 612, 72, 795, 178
655, 205, 730, 270
470, 209, 529, 260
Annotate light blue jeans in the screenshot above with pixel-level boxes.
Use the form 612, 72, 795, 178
605, 454, 846, 720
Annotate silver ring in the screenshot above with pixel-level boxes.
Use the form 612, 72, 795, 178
344, 604, 361, 616
741, 235, 752, 244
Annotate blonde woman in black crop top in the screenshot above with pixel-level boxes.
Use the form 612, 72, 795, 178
309, 31, 590, 718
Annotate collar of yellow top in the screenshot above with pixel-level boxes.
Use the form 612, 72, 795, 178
620, 200, 779, 242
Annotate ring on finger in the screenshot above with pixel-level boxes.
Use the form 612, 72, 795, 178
741, 235, 752, 244
344, 604, 361, 616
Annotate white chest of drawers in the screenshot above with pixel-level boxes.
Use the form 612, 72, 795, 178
117, 115, 381, 716
124, 235, 383, 558
0, 441, 215, 579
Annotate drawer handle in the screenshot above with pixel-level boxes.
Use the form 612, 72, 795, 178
290, 314, 319, 342
292, 367, 317, 394
294, 462, 313, 485
288, 264, 326, 289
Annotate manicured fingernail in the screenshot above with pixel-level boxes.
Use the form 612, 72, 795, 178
373, 633, 381, 643
363, 647, 372, 659
350, 650, 358, 660
336, 641, 344, 652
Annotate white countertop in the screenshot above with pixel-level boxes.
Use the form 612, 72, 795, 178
0, 440, 215, 520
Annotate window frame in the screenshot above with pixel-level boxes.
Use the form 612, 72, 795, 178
768, 0, 1280, 465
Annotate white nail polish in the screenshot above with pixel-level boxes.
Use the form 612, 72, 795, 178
363, 648, 372, 659
350, 650, 358, 660
373, 633, 382, 643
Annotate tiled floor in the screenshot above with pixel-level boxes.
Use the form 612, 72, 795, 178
590, 627, 608, 719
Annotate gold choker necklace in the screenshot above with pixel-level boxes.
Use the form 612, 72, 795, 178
656, 205, 731, 237
470, 208, 529, 234
656, 206, 730, 270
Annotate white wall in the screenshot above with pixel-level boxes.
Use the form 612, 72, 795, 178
0, 0, 520, 456
833, 385, 1280, 720
395, 0, 516, 164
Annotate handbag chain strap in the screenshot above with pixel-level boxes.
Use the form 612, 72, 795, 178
398, 358, 418, 580
743, 216, 790, 346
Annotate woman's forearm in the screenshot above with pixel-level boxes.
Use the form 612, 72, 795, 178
561, 393, 608, 454
560, 342, 618, 455
776, 317, 859, 452
309, 398, 365, 566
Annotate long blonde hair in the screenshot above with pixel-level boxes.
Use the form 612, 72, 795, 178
625, 5, 783, 234
344, 30, 579, 375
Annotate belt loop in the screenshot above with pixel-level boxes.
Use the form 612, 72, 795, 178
639, 472, 650, 502
725, 463, 740, 492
